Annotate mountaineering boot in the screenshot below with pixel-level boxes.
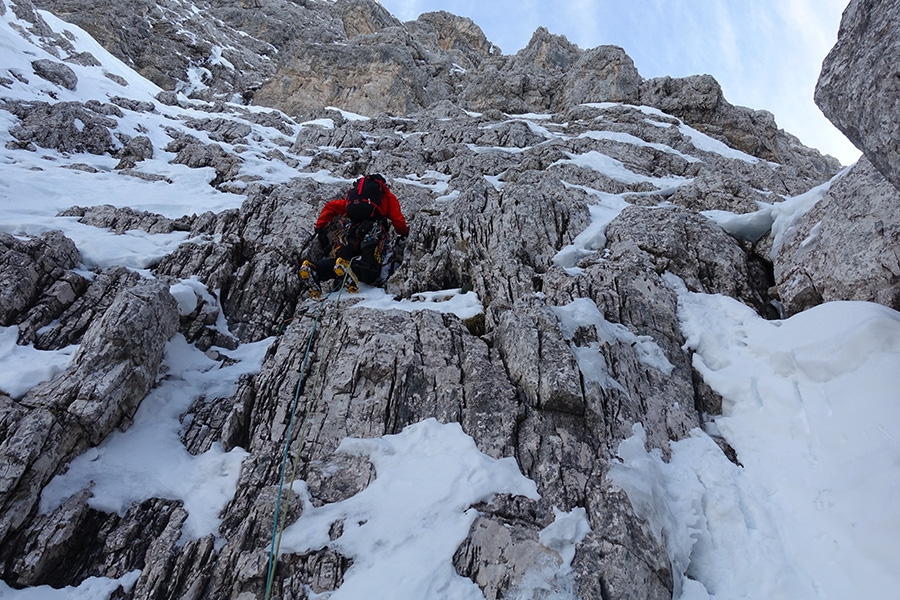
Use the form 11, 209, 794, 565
334, 257, 359, 293
299, 260, 322, 299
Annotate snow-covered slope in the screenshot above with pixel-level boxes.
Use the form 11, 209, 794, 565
1, 1, 899, 599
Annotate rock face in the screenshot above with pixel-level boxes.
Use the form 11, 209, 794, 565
816, 0, 900, 194
0, 0, 897, 599
31, 0, 841, 174
0, 278, 177, 550
774, 157, 900, 315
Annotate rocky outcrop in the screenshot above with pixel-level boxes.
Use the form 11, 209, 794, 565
31, 0, 282, 101
410, 11, 497, 69
774, 157, 900, 315
3, 100, 119, 154
641, 74, 841, 175
0, 278, 177, 550
0, 230, 81, 329
2, 0, 898, 598
457, 29, 642, 115
816, 0, 900, 193
25, 0, 842, 173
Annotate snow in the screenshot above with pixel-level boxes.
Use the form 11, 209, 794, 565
538, 507, 592, 574
2, 5, 899, 599
551, 298, 673, 394
0, 571, 140, 600
350, 286, 484, 320
326, 106, 371, 122
0, 326, 77, 399
553, 298, 675, 376
578, 130, 702, 163
702, 167, 848, 255
552, 183, 631, 272
280, 419, 543, 600
39, 332, 274, 545
395, 170, 452, 194
552, 149, 693, 189
609, 274, 900, 599
635, 105, 765, 164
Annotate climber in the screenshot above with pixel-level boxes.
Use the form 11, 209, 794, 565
300, 174, 408, 297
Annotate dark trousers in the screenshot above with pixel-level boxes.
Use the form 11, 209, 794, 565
313, 248, 380, 284
314, 221, 385, 284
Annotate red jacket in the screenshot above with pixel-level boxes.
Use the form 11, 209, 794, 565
315, 188, 409, 236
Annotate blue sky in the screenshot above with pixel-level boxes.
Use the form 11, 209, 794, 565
377, 0, 859, 166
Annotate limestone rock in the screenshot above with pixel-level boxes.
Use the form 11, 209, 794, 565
34, 267, 142, 350
774, 156, 900, 315
339, 0, 400, 38
57, 204, 184, 235
30, 58, 77, 90
0, 278, 177, 549
411, 11, 497, 69
605, 205, 771, 313
254, 29, 454, 117
0, 230, 81, 327
1, 1, 888, 599
166, 138, 243, 187
460, 29, 641, 114
641, 74, 842, 174
816, 0, 900, 193
4, 100, 118, 155
32, 0, 281, 101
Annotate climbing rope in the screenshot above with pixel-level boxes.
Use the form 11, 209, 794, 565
264, 273, 350, 600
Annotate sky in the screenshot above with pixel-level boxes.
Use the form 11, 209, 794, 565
3, 3, 900, 599
377, 0, 861, 166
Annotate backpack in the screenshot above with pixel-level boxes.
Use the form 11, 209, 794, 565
345, 175, 386, 223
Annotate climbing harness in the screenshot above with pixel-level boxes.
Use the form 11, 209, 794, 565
263, 270, 351, 600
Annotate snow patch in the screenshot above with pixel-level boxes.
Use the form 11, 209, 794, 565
0, 570, 141, 600
553, 297, 674, 378
0, 326, 77, 399
353, 287, 483, 320
280, 419, 539, 600
39, 334, 274, 545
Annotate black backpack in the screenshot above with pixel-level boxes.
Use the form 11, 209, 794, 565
345, 175, 386, 222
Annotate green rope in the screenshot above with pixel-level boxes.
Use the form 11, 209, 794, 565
264, 274, 349, 600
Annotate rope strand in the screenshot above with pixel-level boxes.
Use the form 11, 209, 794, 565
264, 273, 350, 600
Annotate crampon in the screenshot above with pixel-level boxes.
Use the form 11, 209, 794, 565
333, 257, 360, 293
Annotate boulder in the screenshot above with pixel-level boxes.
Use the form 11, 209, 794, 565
816, 0, 900, 193
30, 59, 77, 90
